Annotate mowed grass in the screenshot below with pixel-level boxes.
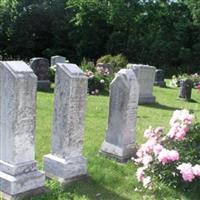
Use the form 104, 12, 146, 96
34, 83, 200, 200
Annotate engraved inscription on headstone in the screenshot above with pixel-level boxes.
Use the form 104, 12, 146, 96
100, 69, 139, 162
44, 63, 88, 184
0, 61, 45, 199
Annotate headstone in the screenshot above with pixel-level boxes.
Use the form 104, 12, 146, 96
30, 57, 50, 90
100, 69, 139, 162
154, 69, 166, 87
51, 55, 66, 66
127, 64, 156, 104
44, 63, 88, 184
0, 61, 45, 199
179, 79, 193, 101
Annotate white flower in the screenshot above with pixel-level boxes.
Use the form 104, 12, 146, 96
100, 79, 105, 84
142, 176, 151, 188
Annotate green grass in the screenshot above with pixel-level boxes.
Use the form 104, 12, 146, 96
34, 84, 200, 200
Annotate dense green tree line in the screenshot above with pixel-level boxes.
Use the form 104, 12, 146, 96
0, 0, 200, 75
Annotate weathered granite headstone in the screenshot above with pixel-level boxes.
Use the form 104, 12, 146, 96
44, 63, 88, 184
51, 55, 66, 66
179, 79, 193, 101
0, 61, 45, 199
30, 57, 50, 90
127, 64, 156, 104
100, 69, 139, 162
154, 69, 166, 87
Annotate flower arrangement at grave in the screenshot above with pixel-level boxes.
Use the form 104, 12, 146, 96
133, 109, 200, 192
170, 73, 200, 88
81, 59, 114, 95
196, 84, 200, 93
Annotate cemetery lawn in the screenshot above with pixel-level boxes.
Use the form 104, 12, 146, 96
34, 84, 200, 200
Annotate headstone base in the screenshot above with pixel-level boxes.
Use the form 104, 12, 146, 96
43, 154, 87, 184
0, 170, 45, 198
0, 187, 46, 200
37, 80, 51, 91
100, 141, 136, 162
154, 81, 166, 87
139, 96, 155, 104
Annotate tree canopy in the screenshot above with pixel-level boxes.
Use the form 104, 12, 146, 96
0, 0, 200, 75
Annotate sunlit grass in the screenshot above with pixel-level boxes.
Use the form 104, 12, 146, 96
34, 83, 200, 200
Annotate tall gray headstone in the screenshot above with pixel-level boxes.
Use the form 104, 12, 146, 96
100, 69, 139, 162
0, 61, 45, 199
51, 55, 66, 66
44, 63, 88, 184
30, 57, 50, 90
127, 64, 156, 104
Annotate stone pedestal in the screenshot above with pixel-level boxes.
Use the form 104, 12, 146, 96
0, 61, 45, 199
37, 80, 51, 91
100, 69, 139, 162
51, 55, 66, 66
44, 63, 88, 184
127, 64, 156, 104
154, 69, 166, 87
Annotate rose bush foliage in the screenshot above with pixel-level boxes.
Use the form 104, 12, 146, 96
134, 109, 200, 192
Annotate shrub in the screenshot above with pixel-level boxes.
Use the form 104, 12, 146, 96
84, 70, 113, 95
81, 58, 96, 73
96, 54, 128, 72
47, 59, 114, 95
48, 65, 56, 82
134, 110, 200, 192
171, 73, 200, 88
81, 58, 114, 95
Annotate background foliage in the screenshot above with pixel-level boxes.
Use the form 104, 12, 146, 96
0, 0, 200, 76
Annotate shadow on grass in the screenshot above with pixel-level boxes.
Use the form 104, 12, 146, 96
37, 88, 54, 93
65, 177, 129, 200
141, 102, 180, 111
32, 177, 129, 200
178, 98, 199, 103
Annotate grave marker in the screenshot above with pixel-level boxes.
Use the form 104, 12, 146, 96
100, 69, 139, 162
0, 61, 45, 199
44, 63, 88, 184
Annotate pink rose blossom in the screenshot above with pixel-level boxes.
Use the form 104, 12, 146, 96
142, 155, 153, 166
136, 149, 143, 158
153, 144, 163, 155
144, 127, 153, 139
144, 127, 163, 139
158, 149, 169, 165
168, 150, 179, 161
192, 165, 200, 176
175, 128, 186, 141
167, 122, 190, 141
134, 157, 143, 164
177, 163, 195, 182
142, 176, 151, 188
158, 149, 179, 165
136, 167, 145, 182
154, 127, 164, 138
167, 126, 178, 139
170, 110, 193, 126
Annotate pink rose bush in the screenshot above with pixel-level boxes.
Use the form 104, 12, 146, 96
134, 109, 200, 189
